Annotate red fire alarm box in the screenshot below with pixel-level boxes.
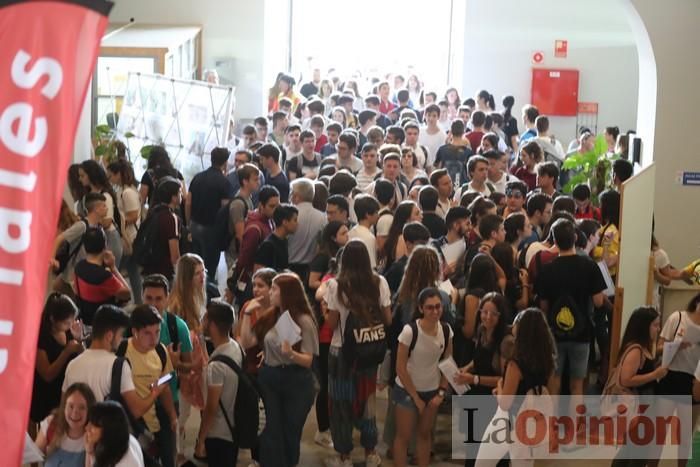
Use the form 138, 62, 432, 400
531, 68, 579, 116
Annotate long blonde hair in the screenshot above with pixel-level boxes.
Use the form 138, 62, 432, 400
169, 253, 207, 330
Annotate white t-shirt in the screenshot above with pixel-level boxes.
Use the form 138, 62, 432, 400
396, 321, 453, 392
324, 275, 391, 348
419, 126, 446, 169
653, 248, 671, 308
356, 167, 382, 192
375, 208, 394, 237
40, 414, 85, 456
348, 224, 378, 270
62, 349, 135, 401
116, 185, 141, 245
660, 311, 700, 374
115, 435, 144, 467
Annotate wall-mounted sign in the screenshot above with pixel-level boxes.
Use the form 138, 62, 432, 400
532, 51, 544, 64
578, 102, 599, 114
555, 39, 568, 58
682, 172, 700, 186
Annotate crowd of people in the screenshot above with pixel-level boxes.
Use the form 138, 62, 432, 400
32, 70, 700, 467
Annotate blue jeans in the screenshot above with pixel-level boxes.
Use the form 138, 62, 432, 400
190, 221, 219, 282
258, 364, 316, 467
555, 341, 589, 379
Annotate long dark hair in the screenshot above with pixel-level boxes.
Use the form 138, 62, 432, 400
599, 189, 620, 227
318, 221, 346, 258
383, 200, 418, 267
688, 292, 700, 314
68, 164, 87, 202
80, 160, 120, 227
466, 254, 500, 294
513, 308, 555, 379
398, 245, 441, 306
502, 95, 515, 122
88, 401, 131, 467
336, 240, 381, 324
476, 292, 511, 349
477, 89, 495, 111
107, 159, 137, 188
39, 293, 78, 339
618, 306, 658, 360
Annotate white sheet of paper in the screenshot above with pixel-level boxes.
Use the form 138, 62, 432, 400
22, 433, 44, 464
441, 239, 466, 266
438, 356, 470, 395
596, 261, 616, 297
662, 341, 682, 368
439, 279, 455, 296
275, 310, 302, 346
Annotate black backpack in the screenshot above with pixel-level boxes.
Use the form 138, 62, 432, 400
132, 204, 170, 267
164, 312, 180, 349
213, 194, 249, 252
548, 293, 589, 341
341, 309, 387, 370
441, 145, 470, 186
210, 340, 263, 449
54, 219, 88, 274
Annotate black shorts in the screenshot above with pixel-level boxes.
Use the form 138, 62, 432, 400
656, 369, 693, 397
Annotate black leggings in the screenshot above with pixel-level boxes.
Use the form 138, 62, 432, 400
315, 342, 331, 432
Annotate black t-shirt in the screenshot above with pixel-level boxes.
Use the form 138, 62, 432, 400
30, 330, 76, 422
188, 167, 235, 225
286, 153, 321, 179
254, 233, 289, 271
421, 212, 447, 239
534, 254, 607, 342
503, 115, 519, 149
265, 171, 290, 203
310, 252, 331, 275
383, 255, 408, 294
141, 167, 184, 205
141, 206, 181, 282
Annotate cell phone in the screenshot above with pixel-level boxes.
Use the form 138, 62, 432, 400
150, 373, 173, 389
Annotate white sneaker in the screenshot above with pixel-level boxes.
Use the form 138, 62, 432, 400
366, 452, 382, 467
314, 430, 334, 449
246, 462, 260, 467
324, 455, 352, 467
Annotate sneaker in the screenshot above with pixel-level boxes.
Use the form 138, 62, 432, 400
366, 452, 382, 467
325, 456, 352, 467
314, 430, 334, 449
247, 463, 260, 467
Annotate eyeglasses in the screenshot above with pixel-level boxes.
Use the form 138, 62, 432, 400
423, 304, 442, 311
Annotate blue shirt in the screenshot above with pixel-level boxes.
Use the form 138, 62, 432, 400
265, 170, 290, 203
159, 311, 193, 401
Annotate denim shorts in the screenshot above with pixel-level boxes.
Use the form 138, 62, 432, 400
555, 341, 589, 379
391, 384, 438, 411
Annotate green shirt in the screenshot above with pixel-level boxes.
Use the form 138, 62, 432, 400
158, 311, 193, 401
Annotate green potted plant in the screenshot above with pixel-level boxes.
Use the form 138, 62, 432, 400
561, 134, 618, 203
93, 124, 134, 163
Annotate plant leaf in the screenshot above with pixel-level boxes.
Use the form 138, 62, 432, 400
94, 146, 107, 156
124, 132, 135, 138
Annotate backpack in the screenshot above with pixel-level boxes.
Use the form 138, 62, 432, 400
388, 315, 450, 387
132, 204, 170, 267
441, 145, 470, 187
164, 312, 180, 349
214, 194, 249, 252
548, 292, 589, 341
341, 304, 387, 370
210, 340, 263, 449
54, 218, 88, 274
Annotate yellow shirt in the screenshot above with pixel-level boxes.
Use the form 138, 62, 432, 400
125, 339, 174, 433
593, 223, 620, 277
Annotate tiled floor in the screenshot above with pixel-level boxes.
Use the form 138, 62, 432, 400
181, 388, 680, 467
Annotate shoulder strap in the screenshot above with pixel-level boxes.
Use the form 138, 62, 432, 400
440, 322, 450, 359
408, 321, 419, 357
485, 182, 496, 194
673, 310, 683, 339
110, 357, 126, 400
166, 312, 180, 349
155, 343, 167, 371
210, 352, 244, 438
616, 343, 645, 389
115, 339, 128, 358
68, 219, 89, 261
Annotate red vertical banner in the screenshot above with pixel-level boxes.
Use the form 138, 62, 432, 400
0, 0, 111, 463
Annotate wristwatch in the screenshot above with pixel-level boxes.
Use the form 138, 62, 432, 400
437, 388, 447, 398
473, 374, 480, 386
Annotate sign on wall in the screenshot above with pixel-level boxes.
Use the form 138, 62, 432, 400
117, 72, 235, 184
555, 39, 568, 58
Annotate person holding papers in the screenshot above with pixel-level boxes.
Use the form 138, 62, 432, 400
454, 293, 512, 467
245, 273, 318, 467
393, 287, 453, 467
